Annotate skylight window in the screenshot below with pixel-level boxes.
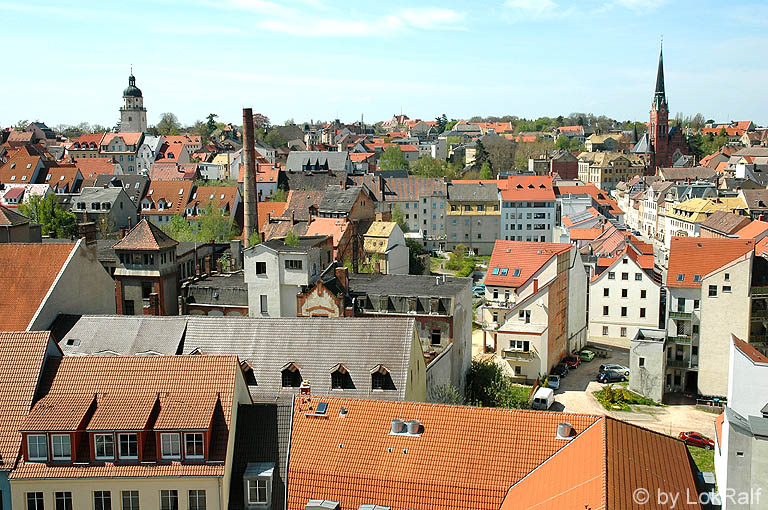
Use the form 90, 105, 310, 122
491, 267, 499, 275
677, 273, 685, 281
513, 268, 521, 277
26, 163, 32, 169
500, 268, 509, 276
693, 275, 702, 282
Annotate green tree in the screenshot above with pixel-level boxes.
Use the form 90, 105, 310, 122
555, 135, 571, 150
435, 113, 448, 134
206, 113, 218, 134
569, 138, 583, 151
392, 204, 409, 233
19, 194, 77, 238
480, 160, 493, 179
164, 202, 236, 242
155, 112, 181, 136
428, 383, 464, 404
379, 146, 409, 171
264, 129, 286, 148
465, 358, 529, 408
14, 119, 29, 131
248, 231, 261, 247
271, 188, 288, 202
284, 230, 299, 247
686, 133, 704, 160
191, 120, 210, 145
406, 238, 427, 275
473, 139, 490, 170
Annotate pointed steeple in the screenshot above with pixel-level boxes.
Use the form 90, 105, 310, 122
653, 37, 667, 110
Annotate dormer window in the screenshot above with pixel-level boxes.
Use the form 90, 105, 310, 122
281, 362, 301, 387
371, 365, 393, 390
27, 434, 47, 461
160, 432, 181, 459
94, 433, 115, 460
330, 363, 352, 390
51, 434, 71, 461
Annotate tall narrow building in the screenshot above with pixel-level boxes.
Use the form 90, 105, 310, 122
119, 72, 148, 132
632, 42, 689, 170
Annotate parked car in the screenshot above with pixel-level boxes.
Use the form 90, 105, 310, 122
552, 363, 569, 378
546, 374, 561, 390
579, 349, 595, 362
532, 387, 555, 410
599, 363, 630, 377
472, 285, 485, 297
679, 431, 714, 450
564, 356, 581, 369
597, 370, 626, 383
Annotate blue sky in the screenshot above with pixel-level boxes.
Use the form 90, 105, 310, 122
1, 0, 767, 128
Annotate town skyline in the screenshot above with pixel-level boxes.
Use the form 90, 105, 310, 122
1, 0, 767, 127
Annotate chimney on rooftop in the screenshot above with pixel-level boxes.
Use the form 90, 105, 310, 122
242, 107, 258, 243
556, 422, 575, 440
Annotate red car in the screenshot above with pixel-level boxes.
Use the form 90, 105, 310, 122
679, 431, 714, 449
564, 355, 581, 369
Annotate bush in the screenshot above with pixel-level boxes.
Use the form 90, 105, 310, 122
593, 384, 660, 411
465, 358, 531, 409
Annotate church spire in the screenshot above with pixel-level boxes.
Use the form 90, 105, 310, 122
653, 37, 667, 110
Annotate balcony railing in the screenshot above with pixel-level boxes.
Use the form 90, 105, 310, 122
669, 335, 692, 344
669, 311, 692, 320
667, 358, 697, 370
751, 309, 768, 319
753, 286, 768, 296
502, 349, 537, 361
484, 300, 516, 310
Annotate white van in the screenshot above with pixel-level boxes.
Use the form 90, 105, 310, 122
532, 387, 555, 410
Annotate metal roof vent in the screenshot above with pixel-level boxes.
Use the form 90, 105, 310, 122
556, 422, 575, 440
406, 419, 422, 435
390, 419, 406, 434
306, 500, 340, 510
339, 406, 348, 417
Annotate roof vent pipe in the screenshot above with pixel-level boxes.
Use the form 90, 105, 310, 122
556, 422, 574, 440
406, 419, 421, 434
435, 276, 440, 285
391, 419, 405, 434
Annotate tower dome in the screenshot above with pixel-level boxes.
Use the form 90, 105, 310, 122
123, 74, 142, 98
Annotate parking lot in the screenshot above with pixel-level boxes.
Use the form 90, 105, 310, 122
553, 341, 718, 439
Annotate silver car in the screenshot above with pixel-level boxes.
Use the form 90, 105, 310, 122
599, 363, 630, 377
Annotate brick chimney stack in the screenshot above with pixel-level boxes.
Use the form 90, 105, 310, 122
242, 107, 258, 243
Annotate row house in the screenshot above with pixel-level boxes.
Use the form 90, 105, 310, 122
662, 197, 747, 250
10, 353, 250, 510
527, 150, 579, 179
140, 180, 194, 226
445, 181, 500, 255
499, 176, 556, 243
380, 176, 448, 251
576, 151, 645, 192
588, 245, 662, 344
482, 241, 587, 383
640, 180, 674, 242
100, 132, 144, 174
71, 186, 138, 229
66, 133, 105, 159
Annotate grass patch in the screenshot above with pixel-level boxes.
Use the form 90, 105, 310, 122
593, 384, 661, 411
430, 257, 444, 273
688, 445, 715, 473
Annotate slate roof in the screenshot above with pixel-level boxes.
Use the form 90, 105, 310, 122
285, 151, 350, 174
381, 176, 447, 202
286, 398, 601, 510
319, 185, 364, 214
113, 218, 178, 251
741, 189, 768, 211
0, 205, 30, 226
229, 401, 293, 510
58, 315, 188, 355
94, 174, 149, 204
0, 243, 77, 330
348, 274, 470, 298
257, 235, 329, 254
0, 331, 55, 470
658, 166, 718, 182
74, 186, 129, 212
699, 210, 752, 235
11, 354, 242, 480
284, 189, 325, 221
183, 316, 418, 402
447, 182, 499, 202
187, 272, 248, 307
667, 237, 754, 288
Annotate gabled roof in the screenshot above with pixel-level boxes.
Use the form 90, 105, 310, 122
499, 176, 555, 202
364, 221, 396, 238
305, 217, 350, 247
501, 417, 701, 510
736, 220, 768, 240
0, 331, 57, 470
140, 179, 193, 215
0, 150, 42, 184
732, 334, 768, 365
699, 210, 752, 235
11, 354, 242, 480
284, 189, 325, 222
113, 218, 178, 251
188, 186, 239, 216
73, 157, 118, 185
101, 132, 143, 147
286, 398, 601, 510
0, 205, 30, 226
485, 241, 571, 288
149, 162, 197, 181
319, 185, 366, 214
59, 315, 188, 356
258, 201, 287, 231
0, 243, 77, 330
667, 237, 754, 287
68, 133, 105, 149
40, 165, 82, 192
447, 181, 499, 202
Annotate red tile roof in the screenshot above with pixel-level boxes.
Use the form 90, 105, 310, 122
732, 334, 768, 364
569, 227, 605, 241
0, 243, 77, 330
113, 218, 178, 251
485, 241, 571, 287
736, 220, 768, 240
141, 180, 193, 215
149, 162, 197, 181
258, 201, 287, 231
189, 186, 239, 217
499, 176, 555, 202
69, 133, 105, 149
667, 237, 754, 287
305, 217, 350, 247
0, 331, 56, 470
349, 152, 376, 163
11, 354, 242, 480
286, 397, 600, 510
41, 165, 82, 192
0, 151, 42, 184
73, 157, 117, 185
101, 132, 143, 147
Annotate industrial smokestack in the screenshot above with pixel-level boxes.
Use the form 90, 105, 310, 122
242, 107, 257, 243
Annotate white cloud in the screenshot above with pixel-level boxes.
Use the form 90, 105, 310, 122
149, 24, 246, 35
397, 8, 466, 30
612, 0, 666, 9
503, 0, 573, 20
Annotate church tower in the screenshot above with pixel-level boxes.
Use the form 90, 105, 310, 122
648, 42, 669, 168
119, 72, 147, 133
